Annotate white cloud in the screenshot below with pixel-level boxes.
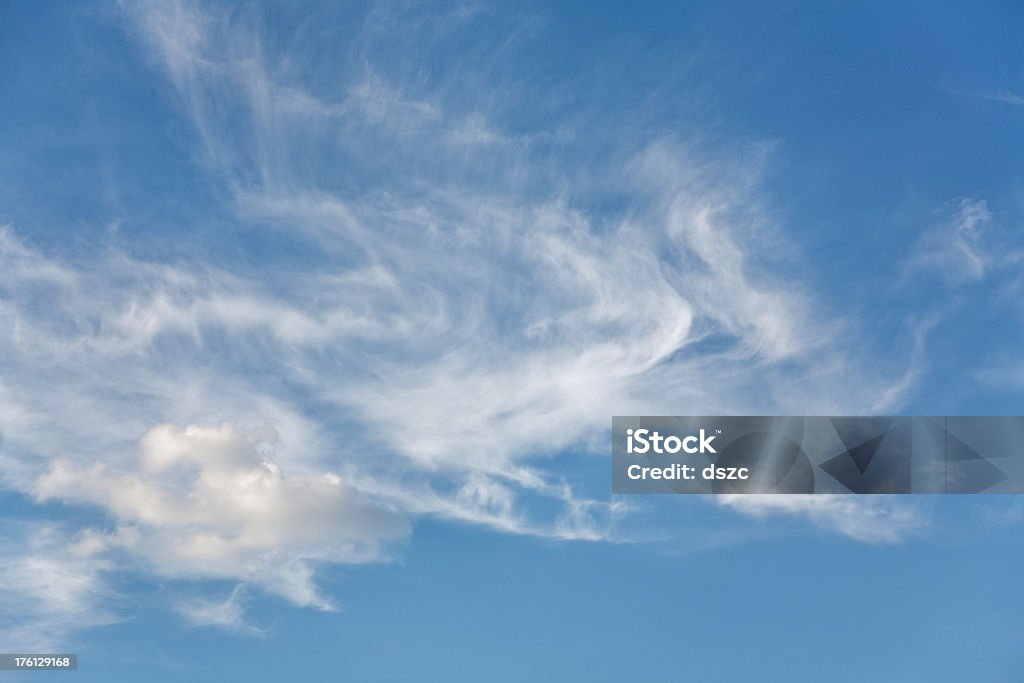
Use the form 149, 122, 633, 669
0, 0, 941, 644
955, 89, 1024, 107
717, 495, 926, 544
32, 423, 409, 610
175, 585, 265, 636
0, 525, 118, 650
905, 198, 992, 283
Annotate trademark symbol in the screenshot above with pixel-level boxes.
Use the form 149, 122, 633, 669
716, 430, 722, 434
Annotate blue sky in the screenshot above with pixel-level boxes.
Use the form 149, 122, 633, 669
2, 1, 1024, 680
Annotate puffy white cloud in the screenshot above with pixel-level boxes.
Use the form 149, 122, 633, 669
32, 423, 409, 610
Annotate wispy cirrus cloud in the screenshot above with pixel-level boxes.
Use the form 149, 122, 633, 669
0, 0, 934, 643
717, 495, 928, 545
904, 198, 993, 283
0, 524, 119, 650
175, 585, 267, 636
952, 88, 1024, 107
